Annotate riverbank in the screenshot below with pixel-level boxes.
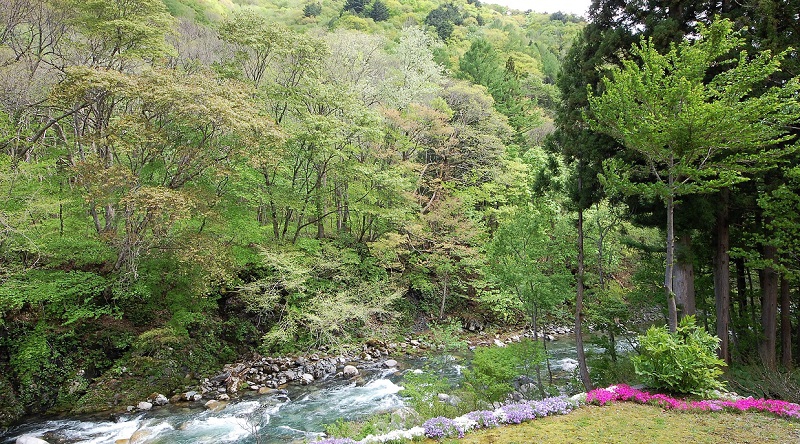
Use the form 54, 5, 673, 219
102, 324, 578, 418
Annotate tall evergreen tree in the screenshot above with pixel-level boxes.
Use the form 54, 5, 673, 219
369, 0, 390, 22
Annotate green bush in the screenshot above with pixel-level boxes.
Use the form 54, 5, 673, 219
400, 369, 459, 419
632, 316, 726, 396
462, 339, 544, 406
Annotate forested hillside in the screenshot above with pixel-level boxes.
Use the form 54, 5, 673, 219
1, 0, 799, 430
0, 0, 585, 424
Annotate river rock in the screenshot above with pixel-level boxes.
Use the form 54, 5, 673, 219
300, 373, 314, 385
343, 365, 359, 377
384, 359, 398, 368
129, 428, 151, 444
204, 400, 228, 412
493, 339, 506, 347
136, 401, 153, 411
16, 436, 49, 444
149, 393, 168, 406
211, 371, 231, 383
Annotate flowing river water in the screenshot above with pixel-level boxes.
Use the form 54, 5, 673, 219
2, 335, 624, 444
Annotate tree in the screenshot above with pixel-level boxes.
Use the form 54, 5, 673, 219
218, 11, 290, 89
424, 4, 462, 41
303, 2, 322, 17
369, 0, 389, 22
586, 19, 799, 333
343, 0, 367, 15
487, 201, 574, 393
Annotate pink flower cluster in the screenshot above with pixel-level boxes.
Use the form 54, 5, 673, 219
586, 384, 800, 420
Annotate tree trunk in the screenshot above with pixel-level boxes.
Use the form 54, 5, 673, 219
665, 190, 678, 333
439, 270, 448, 320
760, 244, 778, 370
575, 205, 593, 390
781, 276, 792, 369
713, 188, 730, 364
674, 232, 696, 318
735, 256, 748, 320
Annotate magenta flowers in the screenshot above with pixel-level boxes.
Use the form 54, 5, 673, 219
586, 384, 800, 420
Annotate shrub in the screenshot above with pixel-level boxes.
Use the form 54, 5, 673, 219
462, 339, 544, 405
632, 316, 726, 396
400, 370, 459, 419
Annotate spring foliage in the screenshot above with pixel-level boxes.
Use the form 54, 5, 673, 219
632, 316, 726, 396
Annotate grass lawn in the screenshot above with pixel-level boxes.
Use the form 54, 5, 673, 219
430, 402, 800, 443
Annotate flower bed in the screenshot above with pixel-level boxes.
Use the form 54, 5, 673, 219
586, 384, 800, 420
420, 396, 577, 439
314, 387, 800, 443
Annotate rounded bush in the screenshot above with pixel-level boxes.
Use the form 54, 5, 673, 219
632, 316, 726, 396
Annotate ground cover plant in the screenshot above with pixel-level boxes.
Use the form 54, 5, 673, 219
314, 385, 800, 443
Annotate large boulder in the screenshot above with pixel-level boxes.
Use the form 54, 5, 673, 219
300, 374, 314, 385
136, 401, 153, 411
342, 365, 359, 377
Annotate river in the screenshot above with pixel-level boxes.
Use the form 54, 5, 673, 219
2, 335, 621, 443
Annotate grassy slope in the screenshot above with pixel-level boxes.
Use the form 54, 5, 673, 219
435, 403, 800, 443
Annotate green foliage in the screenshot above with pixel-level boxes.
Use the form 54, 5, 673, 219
486, 202, 574, 327
632, 316, 726, 396
428, 319, 468, 353
325, 412, 409, 441
587, 349, 638, 389
725, 365, 800, 404
425, 4, 462, 41
369, 0, 390, 21
240, 242, 401, 353
343, 0, 368, 14
0, 0, 589, 422
400, 369, 460, 419
0, 372, 24, 427
0, 270, 112, 324
462, 339, 544, 405
303, 2, 322, 17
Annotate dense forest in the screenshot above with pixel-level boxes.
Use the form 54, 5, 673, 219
0, 0, 799, 430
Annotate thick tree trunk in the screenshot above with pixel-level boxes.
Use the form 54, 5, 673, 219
713, 188, 730, 364
760, 244, 778, 370
665, 191, 678, 333
674, 232, 696, 318
781, 276, 792, 369
575, 206, 593, 391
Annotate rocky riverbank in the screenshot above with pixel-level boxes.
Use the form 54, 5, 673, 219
121, 325, 577, 416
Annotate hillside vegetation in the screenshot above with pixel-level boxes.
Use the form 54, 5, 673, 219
3, 0, 800, 431
0, 0, 586, 425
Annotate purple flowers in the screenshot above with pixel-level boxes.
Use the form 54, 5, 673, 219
421, 396, 576, 439
313, 439, 357, 444
466, 410, 500, 429
422, 416, 465, 439
587, 384, 800, 420
500, 403, 535, 424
